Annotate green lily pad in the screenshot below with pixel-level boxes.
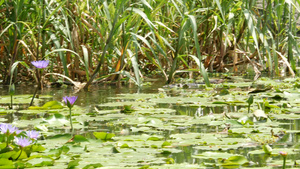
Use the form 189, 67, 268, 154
27, 156, 54, 167
29, 100, 63, 110
0, 95, 41, 104
219, 155, 248, 166
0, 158, 13, 168
93, 132, 115, 140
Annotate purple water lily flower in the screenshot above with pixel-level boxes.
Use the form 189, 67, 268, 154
31, 60, 49, 69
63, 96, 78, 108
63, 96, 78, 136
26, 130, 39, 140
15, 136, 32, 148
0, 123, 19, 134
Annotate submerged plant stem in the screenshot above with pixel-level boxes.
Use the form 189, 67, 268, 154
30, 87, 39, 106
10, 95, 13, 109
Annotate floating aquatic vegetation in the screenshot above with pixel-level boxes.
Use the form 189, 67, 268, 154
1, 78, 300, 168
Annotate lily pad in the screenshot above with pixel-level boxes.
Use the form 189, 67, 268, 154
193, 152, 238, 159
29, 100, 63, 110
93, 132, 115, 140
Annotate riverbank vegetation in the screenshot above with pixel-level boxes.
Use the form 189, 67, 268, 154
1, 0, 300, 87
1, 0, 300, 168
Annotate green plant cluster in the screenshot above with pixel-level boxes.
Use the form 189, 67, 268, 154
0, 124, 44, 168
1, 0, 299, 87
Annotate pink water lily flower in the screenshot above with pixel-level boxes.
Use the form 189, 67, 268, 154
31, 60, 49, 69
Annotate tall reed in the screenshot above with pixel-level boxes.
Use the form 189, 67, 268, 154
1, 0, 300, 87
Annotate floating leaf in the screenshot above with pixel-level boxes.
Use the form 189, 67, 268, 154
0, 158, 13, 168
30, 144, 46, 152
249, 86, 272, 93
112, 146, 120, 153
120, 144, 130, 148
193, 152, 236, 159
67, 159, 80, 169
93, 132, 115, 140
82, 163, 103, 169
29, 100, 63, 110
212, 101, 229, 105
161, 141, 172, 148
73, 135, 89, 143
253, 110, 268, 119
147, 136, 163, 141
120, 105, 135, 113
27, 157, 54, 167
220, 155, 248, 166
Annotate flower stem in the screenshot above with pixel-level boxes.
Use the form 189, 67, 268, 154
283, 156, 286, 169
15, 148, 22, 161
5, 132, 10, 148
69, 108, 74, 136
40, 69, 43, 90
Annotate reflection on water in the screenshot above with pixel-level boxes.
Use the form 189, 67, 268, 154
0, 79, 166, 107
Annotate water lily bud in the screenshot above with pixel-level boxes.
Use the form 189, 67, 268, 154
279, 151, 288, 157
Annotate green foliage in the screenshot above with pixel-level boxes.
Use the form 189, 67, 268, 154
0, 124, 45, 167
2, 0, 299, 86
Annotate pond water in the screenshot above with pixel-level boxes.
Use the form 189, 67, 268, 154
0, 77, 299, 168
